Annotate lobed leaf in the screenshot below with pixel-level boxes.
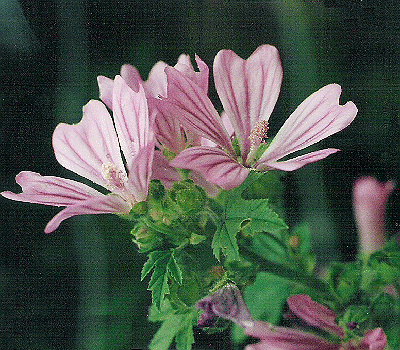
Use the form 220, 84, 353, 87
141, 249, 182, 308
212, 172, 287, 261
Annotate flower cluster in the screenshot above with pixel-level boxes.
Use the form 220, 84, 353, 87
6, 44, 390, 350
2, 44, 357, 232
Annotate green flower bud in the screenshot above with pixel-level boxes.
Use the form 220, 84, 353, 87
168, 179, 207, 214
131, 201, 148, 216
131, 222, 162, 253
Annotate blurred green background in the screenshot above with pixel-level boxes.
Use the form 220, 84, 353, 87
0, 0, 399, 349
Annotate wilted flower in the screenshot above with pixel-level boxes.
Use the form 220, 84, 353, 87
196, 283, 254, 328
353, 176, 395, 254
157, 44, 358, 189
1, 77, 155, 233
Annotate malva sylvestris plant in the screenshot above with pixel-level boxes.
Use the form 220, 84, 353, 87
2, 44, 399, 350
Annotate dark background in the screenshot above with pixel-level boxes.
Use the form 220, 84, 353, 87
0, 0, 399, 349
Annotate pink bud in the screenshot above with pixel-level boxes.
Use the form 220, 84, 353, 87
353, 177, 395, 255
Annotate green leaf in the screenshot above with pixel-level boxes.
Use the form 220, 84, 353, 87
245, 272, 290, 323
212, 224, 240, 262
175, 322, 196, 350
329, 262, 361, 303
368, 240, 400, 285
141, 250, 182, 308
149, 307, 198, 350
233, 272, 290, 344
212, 172, 287, 261
250, 233, 288, 265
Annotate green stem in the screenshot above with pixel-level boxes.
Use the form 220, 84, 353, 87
240, 244, 339, 302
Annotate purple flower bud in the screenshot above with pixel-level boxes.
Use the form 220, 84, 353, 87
196, 284, 254, 328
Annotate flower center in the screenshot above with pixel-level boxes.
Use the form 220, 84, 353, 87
246, 120, 269, 165
249, 120, 269, 147
101, 162, 128, 191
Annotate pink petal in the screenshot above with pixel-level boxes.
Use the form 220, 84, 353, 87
156, 67, 235, 155
147, 57, 205, 153
1, 171, 104, 206
214, 45, 282, 159
256, 149, 339, 172
171, 146, 250, 190
97, 75, 114, 109
245, 321, 339, 350
112, 76, 152, 170
359, 328, 387, 350
45, 194, 131, 233
287, 294, 344, 337
98, 65, 144, 110
120, 63, 143, 92
144, 61, 168, 98
145, 54, 208, 99
153, 110, 186, 154
173, 54, 209, 93
151, 150, 183, 189
258, 84, 357, 164
53, 100, 126, 190
194, 54, 210, 93
126, 141, 155, 202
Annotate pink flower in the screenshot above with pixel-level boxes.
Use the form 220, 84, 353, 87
97, 54, 208, 155
244, 295, 387, 350
1, 76, 155, 233
352, 176, 395, 254
156, 44, 358, 189
97, 54, 220, 196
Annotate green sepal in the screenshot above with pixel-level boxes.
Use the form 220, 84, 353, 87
336, 304, 370, 341
131, 221, 163, 253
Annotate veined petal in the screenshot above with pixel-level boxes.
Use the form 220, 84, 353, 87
196, 284, 254, 328
53, 99, 126, 190
154, 110, 186, 153
256, 149, 339, 172
145, 54, 208, 98
112, 76, 152, 169
1, 171, 104, 206
127, 140, 155, 202
171, 146, 250, 190
287, 294, 344, 337
151, 150, 183, 189
156, 67, 235, 155
45, 194, 131, 233
214, 45, 282, 158
245, 321, 339, 350
98, 64, 143, 109
174, 54, 209, 93
258, 84, 357, 164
